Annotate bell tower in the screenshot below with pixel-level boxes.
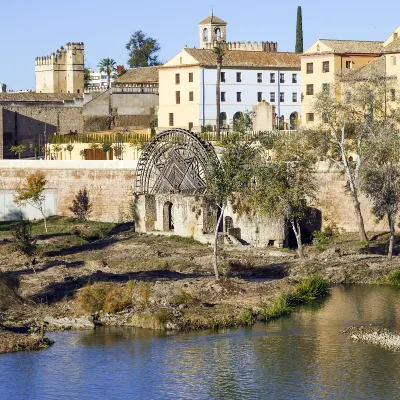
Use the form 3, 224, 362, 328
198, 13, 227, 49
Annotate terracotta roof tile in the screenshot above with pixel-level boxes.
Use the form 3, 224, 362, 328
319, 39, 383, 54
383, 38, 400, 53
0, 93, 83, 102
180, 48, 300, 68
116, 66, 159, 84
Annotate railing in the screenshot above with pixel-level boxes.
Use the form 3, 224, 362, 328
48, 131, 154, 145
113, 87, 159, 94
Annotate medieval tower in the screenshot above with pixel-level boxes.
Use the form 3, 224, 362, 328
35, 42, 84, 94
198, 14, 278, 52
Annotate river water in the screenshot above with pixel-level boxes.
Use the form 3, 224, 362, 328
1, 285, 400, 399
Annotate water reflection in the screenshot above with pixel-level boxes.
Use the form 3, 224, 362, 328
1, 285, 400, 399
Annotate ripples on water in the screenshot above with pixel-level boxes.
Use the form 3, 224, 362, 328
1, 285, 400, 399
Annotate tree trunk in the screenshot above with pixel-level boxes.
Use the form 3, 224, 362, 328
216, 60, 221, 142
213, 204, 226, 280
291, 219, 304, 260
107, 73, 111, 89
388, 213, 395, 261
40, 209, 48, 233
341, 147, 368, 242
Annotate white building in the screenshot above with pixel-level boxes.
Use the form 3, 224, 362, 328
158, 14, 302, 131
87, 69, 115, 90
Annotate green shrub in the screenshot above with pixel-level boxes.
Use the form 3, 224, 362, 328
238, 308, 256, 326
295, 276, 330, 301
312, 230, 331, 246
263, 293, 293, 321
385, 270, 400, 285
12, 219, 37, 255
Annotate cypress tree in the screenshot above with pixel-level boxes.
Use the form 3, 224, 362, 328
295, 6, 303, 53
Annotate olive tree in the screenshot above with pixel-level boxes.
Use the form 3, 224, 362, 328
206, 131, 259, 279
360, 123, 400, 260
313, 68, 400, 242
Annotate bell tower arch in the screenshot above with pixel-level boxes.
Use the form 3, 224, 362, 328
198, 13, 227, 49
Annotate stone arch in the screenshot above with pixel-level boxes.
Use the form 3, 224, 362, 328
219, 112, 228, 127
215, 28, 221, 39
135, 128, 219, 195
203, 28, 209, 42
290, 112, 298, 130
163, 201, 174, 231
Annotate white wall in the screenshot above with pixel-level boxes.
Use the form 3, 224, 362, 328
200, 67, 301, 127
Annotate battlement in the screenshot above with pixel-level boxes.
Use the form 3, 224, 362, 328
203, 41, 278, 52
35, 42, 84, 66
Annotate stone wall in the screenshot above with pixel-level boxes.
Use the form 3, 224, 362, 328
1, 106, 83, 158
0, 160, 136, 222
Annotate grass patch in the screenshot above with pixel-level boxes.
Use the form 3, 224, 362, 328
169, 235, 205, 246
170, 289, 194, 306
382, 269, 400, 285
262, 276, 330, 322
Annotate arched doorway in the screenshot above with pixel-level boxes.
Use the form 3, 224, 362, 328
219, 112, 227, 127
225, 216, 233, 233
203, 28, 209, 42
163, 202, 174, 231
215, 28, 221, 39
290, 112, 298, 130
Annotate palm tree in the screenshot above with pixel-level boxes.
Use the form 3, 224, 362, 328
213, 43, 225, 141
98, 58, 116, 89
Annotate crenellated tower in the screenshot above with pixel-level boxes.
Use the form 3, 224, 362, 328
35, 42, 84, 94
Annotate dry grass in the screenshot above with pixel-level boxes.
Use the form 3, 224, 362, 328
0, 332, 53, 354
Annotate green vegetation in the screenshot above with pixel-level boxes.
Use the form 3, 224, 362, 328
169, 235, 204, 246
383, 269, 400, 285
12, 219, 37, 256
262, 277, 330, 321
69, 188, 93, 222
98, 58, 116, 89
295, 6, 303, 53
126, 30, 161, 68
170, 290, 194, 306
48, 132, 152, 145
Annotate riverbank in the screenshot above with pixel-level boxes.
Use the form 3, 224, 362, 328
1, 217, 400, 351
343, 326, 400, 351
0, 330, 53, 354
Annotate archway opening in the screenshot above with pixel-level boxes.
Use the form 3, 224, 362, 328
290, 112, 298, 130
219, 112, 227, 127
225, 216, 233, 233
203, 28, 209, 42
163, 201, 174, 231
215, 28, 221, 39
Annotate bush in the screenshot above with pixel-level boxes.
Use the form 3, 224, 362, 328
312, 222, 342, 245
385, 270, 400, 285
170, 290, 193, 306
69, 188, 92, 222
0, 272, 20, 312
12, 219, 37, 255
155, 309, 174, 325
295, 276, 330, 301
76, 283, 112, 313
104, 287, 132, 313
262, 293, 293, 321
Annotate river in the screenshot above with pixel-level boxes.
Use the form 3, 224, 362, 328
1, 285, 400, 399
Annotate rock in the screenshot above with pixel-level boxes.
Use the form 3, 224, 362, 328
44, 316, 95, 331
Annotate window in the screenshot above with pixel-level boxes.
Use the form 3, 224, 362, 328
221, 92, 226, 102
169, 113, 174, 126
236, 72, 242, 82
346, 61, 352, 69
189, 72, 193, 82
307, 63, 314, 74
292, 74, 297, 83
392, 56, 397, 66
394, 32, 398, 40
188, 122, 193, 131
175, 91, 180, 104
189, 91, 194, 101
257, 92, 263, 102
322, 83, 330, 93
270, 92, 275, 102
292, 93, 298, 102
270, 73, 275, 83
257, 73, 263, 83
306, 84, 314, 95
221, 72, 226, 82
280, 73, 285, 83
306, 113, 314, 122
237, 92, 242, 102
322, 61, 330, 73
175, 73, 180, 84
280, 92, 285, 102
179, 57, 183, 65
391, 89, 396, 101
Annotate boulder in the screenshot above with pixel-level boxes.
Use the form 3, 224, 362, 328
44, 316, 95, 331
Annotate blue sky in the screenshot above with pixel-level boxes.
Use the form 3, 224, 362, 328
2, 0, 399, 90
